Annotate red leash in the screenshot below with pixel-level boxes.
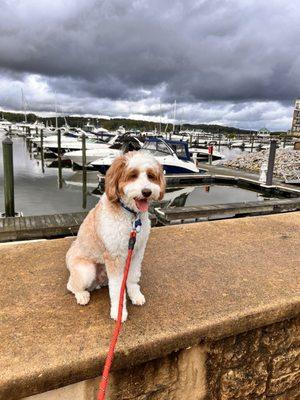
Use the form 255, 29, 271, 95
97, 230, 137, 400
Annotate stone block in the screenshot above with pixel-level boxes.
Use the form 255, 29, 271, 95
219, 361, 268, 399
271, 348, 300, 379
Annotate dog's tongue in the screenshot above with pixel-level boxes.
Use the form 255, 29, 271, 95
135, 198, 149, 212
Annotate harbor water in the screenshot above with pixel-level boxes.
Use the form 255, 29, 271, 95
0, 133, 278, 216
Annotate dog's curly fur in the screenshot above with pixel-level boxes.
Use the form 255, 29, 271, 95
66, 151, 165, 321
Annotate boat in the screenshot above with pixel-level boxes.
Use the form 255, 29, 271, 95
231, 141, 245, 148
65, 134, 142, 167
43, 137, 109, 154
0, 117, 12, 132
189, 146, 225, 160
91, 138, 199, 175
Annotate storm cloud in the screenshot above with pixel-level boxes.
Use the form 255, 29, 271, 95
0, 0, 299, 129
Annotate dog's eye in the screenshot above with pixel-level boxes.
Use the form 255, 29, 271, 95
147, 172, 156, 180
128, 171, 138, 179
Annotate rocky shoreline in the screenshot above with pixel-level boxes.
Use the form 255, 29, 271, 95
221, 148, 300, 182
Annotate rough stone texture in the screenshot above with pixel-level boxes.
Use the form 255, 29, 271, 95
206, 316, 300, 400
25, 346, 206, 400
222, 148, 300, 182
0, 213, 299, 399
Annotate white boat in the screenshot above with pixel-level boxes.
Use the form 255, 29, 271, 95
91, 138, 199, 175
189, 147, 225, 160
43, 137, 109, 154
0, 118, 12, 131
65, 134, 142, 167
231, 141, 245, 148
243, 142, 262, 149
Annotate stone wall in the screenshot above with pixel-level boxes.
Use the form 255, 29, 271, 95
206, 316, 300, 400
26, 316, 299, 400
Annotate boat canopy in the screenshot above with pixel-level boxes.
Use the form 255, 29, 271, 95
143, 138, 191, 161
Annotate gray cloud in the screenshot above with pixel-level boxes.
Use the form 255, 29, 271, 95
0, 0, 299, 129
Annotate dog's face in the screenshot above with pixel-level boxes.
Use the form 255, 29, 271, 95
105, 151, 165, 212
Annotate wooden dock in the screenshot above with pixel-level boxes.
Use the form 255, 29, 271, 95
0, 212, 87, 242
0, 211, 158, 243
155, 198, 300, 223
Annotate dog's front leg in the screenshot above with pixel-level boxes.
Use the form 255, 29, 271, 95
126, 245, 146, 306
104, 251, 128, 322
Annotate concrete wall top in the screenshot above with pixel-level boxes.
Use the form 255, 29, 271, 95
0, 212, 299, 399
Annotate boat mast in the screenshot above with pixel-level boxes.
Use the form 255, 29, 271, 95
21, 88, 27, 123
159, 99, 162, 135
173, 100, 177, 133
54, 92, 58, 130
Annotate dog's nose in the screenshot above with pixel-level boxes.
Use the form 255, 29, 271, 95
142, 189, 152, 198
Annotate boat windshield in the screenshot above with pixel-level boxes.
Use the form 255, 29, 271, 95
142, 140, 173, 156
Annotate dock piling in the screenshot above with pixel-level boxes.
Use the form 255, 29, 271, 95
283, 135, 287, 149
251, 134, 254, 153
266, 139, 277, 187
2, 137, 15, 217
208, 145, 213, 165
82, 133, 87, 209
57, 129, 63, 188
40, 128, 45, 173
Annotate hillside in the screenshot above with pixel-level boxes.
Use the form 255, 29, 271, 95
0, 110, 258, 135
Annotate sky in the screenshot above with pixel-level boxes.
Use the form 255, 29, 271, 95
0, 0, 300, 130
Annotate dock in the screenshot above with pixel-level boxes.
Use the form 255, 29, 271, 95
0, 211, 157, 243
0, 212, 87, 242
155, 197, 300, 223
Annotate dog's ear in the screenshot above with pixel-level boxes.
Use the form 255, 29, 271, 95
105, 155, 127, 203
157, 164, 166, 200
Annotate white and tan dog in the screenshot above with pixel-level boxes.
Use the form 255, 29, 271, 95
66, 151, 165, 322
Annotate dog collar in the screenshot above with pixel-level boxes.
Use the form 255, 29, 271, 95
119, 200, 142, 233
119, 200, 138, 217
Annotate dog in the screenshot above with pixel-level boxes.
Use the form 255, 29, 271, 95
66, 151, 165, 322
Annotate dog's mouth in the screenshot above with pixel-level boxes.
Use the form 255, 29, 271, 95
134, 197, 149, 212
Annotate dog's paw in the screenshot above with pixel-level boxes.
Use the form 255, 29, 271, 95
130, 291, 146, 306
75, 291, 90, 305
110, 306, 128, 322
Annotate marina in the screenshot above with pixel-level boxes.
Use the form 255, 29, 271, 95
1, 124, 300, 239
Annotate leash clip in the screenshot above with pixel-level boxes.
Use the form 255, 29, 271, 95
133, 217, 142, 233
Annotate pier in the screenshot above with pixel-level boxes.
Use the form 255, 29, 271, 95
0, 213, 299, 399
0, 212, 87, 242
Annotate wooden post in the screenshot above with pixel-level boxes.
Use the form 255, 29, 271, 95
283, 135, 286, 148
2, 137, 15, 217
57, 129, 63, 188
40, 128, 45, 173
208, 145, 213, 165
82, 133, 87, 209
251, 134, 254, 153
266, 139, 277, 187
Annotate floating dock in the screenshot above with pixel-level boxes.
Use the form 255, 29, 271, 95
0, 212, 87, 242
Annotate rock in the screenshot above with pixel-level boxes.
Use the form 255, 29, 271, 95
222, 149, 300, 181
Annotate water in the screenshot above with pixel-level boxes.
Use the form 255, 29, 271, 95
161, 184, 278, 210
0, 134, 277, 216
0, 134, 98, 216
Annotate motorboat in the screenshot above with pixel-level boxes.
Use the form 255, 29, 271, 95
189, 146, 225, 160
91, 138, 199, 175
65, 134, 143, 167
